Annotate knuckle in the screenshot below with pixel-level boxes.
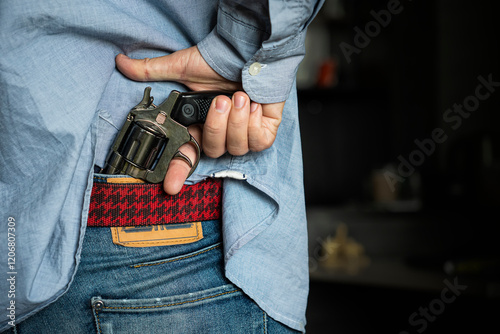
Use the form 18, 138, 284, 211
203, 121, 224, 137
142, 57, 153, 81
249, 137, 274, 152
202, 138, 225, 159
203, 148, 224, 159
228, 118, 248, 129
227, 142, 249, 156
249, 143, 265, 153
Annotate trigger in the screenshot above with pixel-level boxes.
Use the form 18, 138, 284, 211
172, 135, 201, 178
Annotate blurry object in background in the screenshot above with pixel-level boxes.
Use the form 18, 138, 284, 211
296, 0, 347, 90
319, 222, 370, 274
296, 7, 331, 90
444, 257, 500, 280
321, 0, 346, 20
316, 57, 339, 88
369, 164, 422, 212
372, 164, 400, 203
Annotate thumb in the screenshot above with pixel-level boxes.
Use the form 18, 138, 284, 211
115, 53, 183, 82
116, 47, 241, 92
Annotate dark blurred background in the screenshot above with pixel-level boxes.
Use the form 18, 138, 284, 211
298, 0, 499, 333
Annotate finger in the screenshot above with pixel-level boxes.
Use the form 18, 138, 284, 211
202, 95, 230, 158
226, 92, 250, 156
248, 101, 284, 152
261, 102, 284, 147
261, 101, 284, 127
163, 125, 202, 195
115, 53, 182, 82
248, 102, 266, 152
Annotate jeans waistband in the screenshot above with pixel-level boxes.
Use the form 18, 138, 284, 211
87, 175, 222, 227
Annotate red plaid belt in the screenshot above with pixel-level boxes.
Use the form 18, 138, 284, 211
87, 177, 222, 227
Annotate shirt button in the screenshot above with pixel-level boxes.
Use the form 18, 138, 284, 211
248, 62, 262, 76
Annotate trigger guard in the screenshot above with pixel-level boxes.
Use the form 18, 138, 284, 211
173, 135, 201, 178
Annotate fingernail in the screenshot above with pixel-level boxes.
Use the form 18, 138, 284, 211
250, 102, 258, 113
234, 95, 245, 109
215, 97, 229, 113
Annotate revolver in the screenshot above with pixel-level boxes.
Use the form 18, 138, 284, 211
102, 87, 231, 183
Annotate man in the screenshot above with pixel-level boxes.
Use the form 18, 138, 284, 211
0, 0, 323, 332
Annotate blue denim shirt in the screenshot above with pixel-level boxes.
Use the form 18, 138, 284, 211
0, 0, 323, 332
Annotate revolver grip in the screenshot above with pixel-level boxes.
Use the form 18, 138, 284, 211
170, 91, 232, 126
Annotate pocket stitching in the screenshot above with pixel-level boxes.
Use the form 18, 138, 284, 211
129, 243, 221, 268
103, 289, 239, 311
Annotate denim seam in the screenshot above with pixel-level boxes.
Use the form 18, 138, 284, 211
130, 243, 221, 268
263, 311, 268, 334
94, 309, 103, 334
101, 289, 240, 311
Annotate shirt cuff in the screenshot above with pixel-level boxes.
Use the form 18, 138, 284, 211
242, 29, 307, 104
197, 5, 306, 104
197, 5, 267, 84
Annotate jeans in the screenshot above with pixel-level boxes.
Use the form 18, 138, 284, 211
6, 220, 298, 333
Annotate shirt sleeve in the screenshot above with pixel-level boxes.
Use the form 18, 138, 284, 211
197, 0, 324, 104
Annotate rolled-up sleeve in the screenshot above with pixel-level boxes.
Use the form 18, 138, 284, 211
197, 0, 324, 104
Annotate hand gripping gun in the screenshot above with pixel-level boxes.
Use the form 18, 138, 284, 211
101, 87, 230, 183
